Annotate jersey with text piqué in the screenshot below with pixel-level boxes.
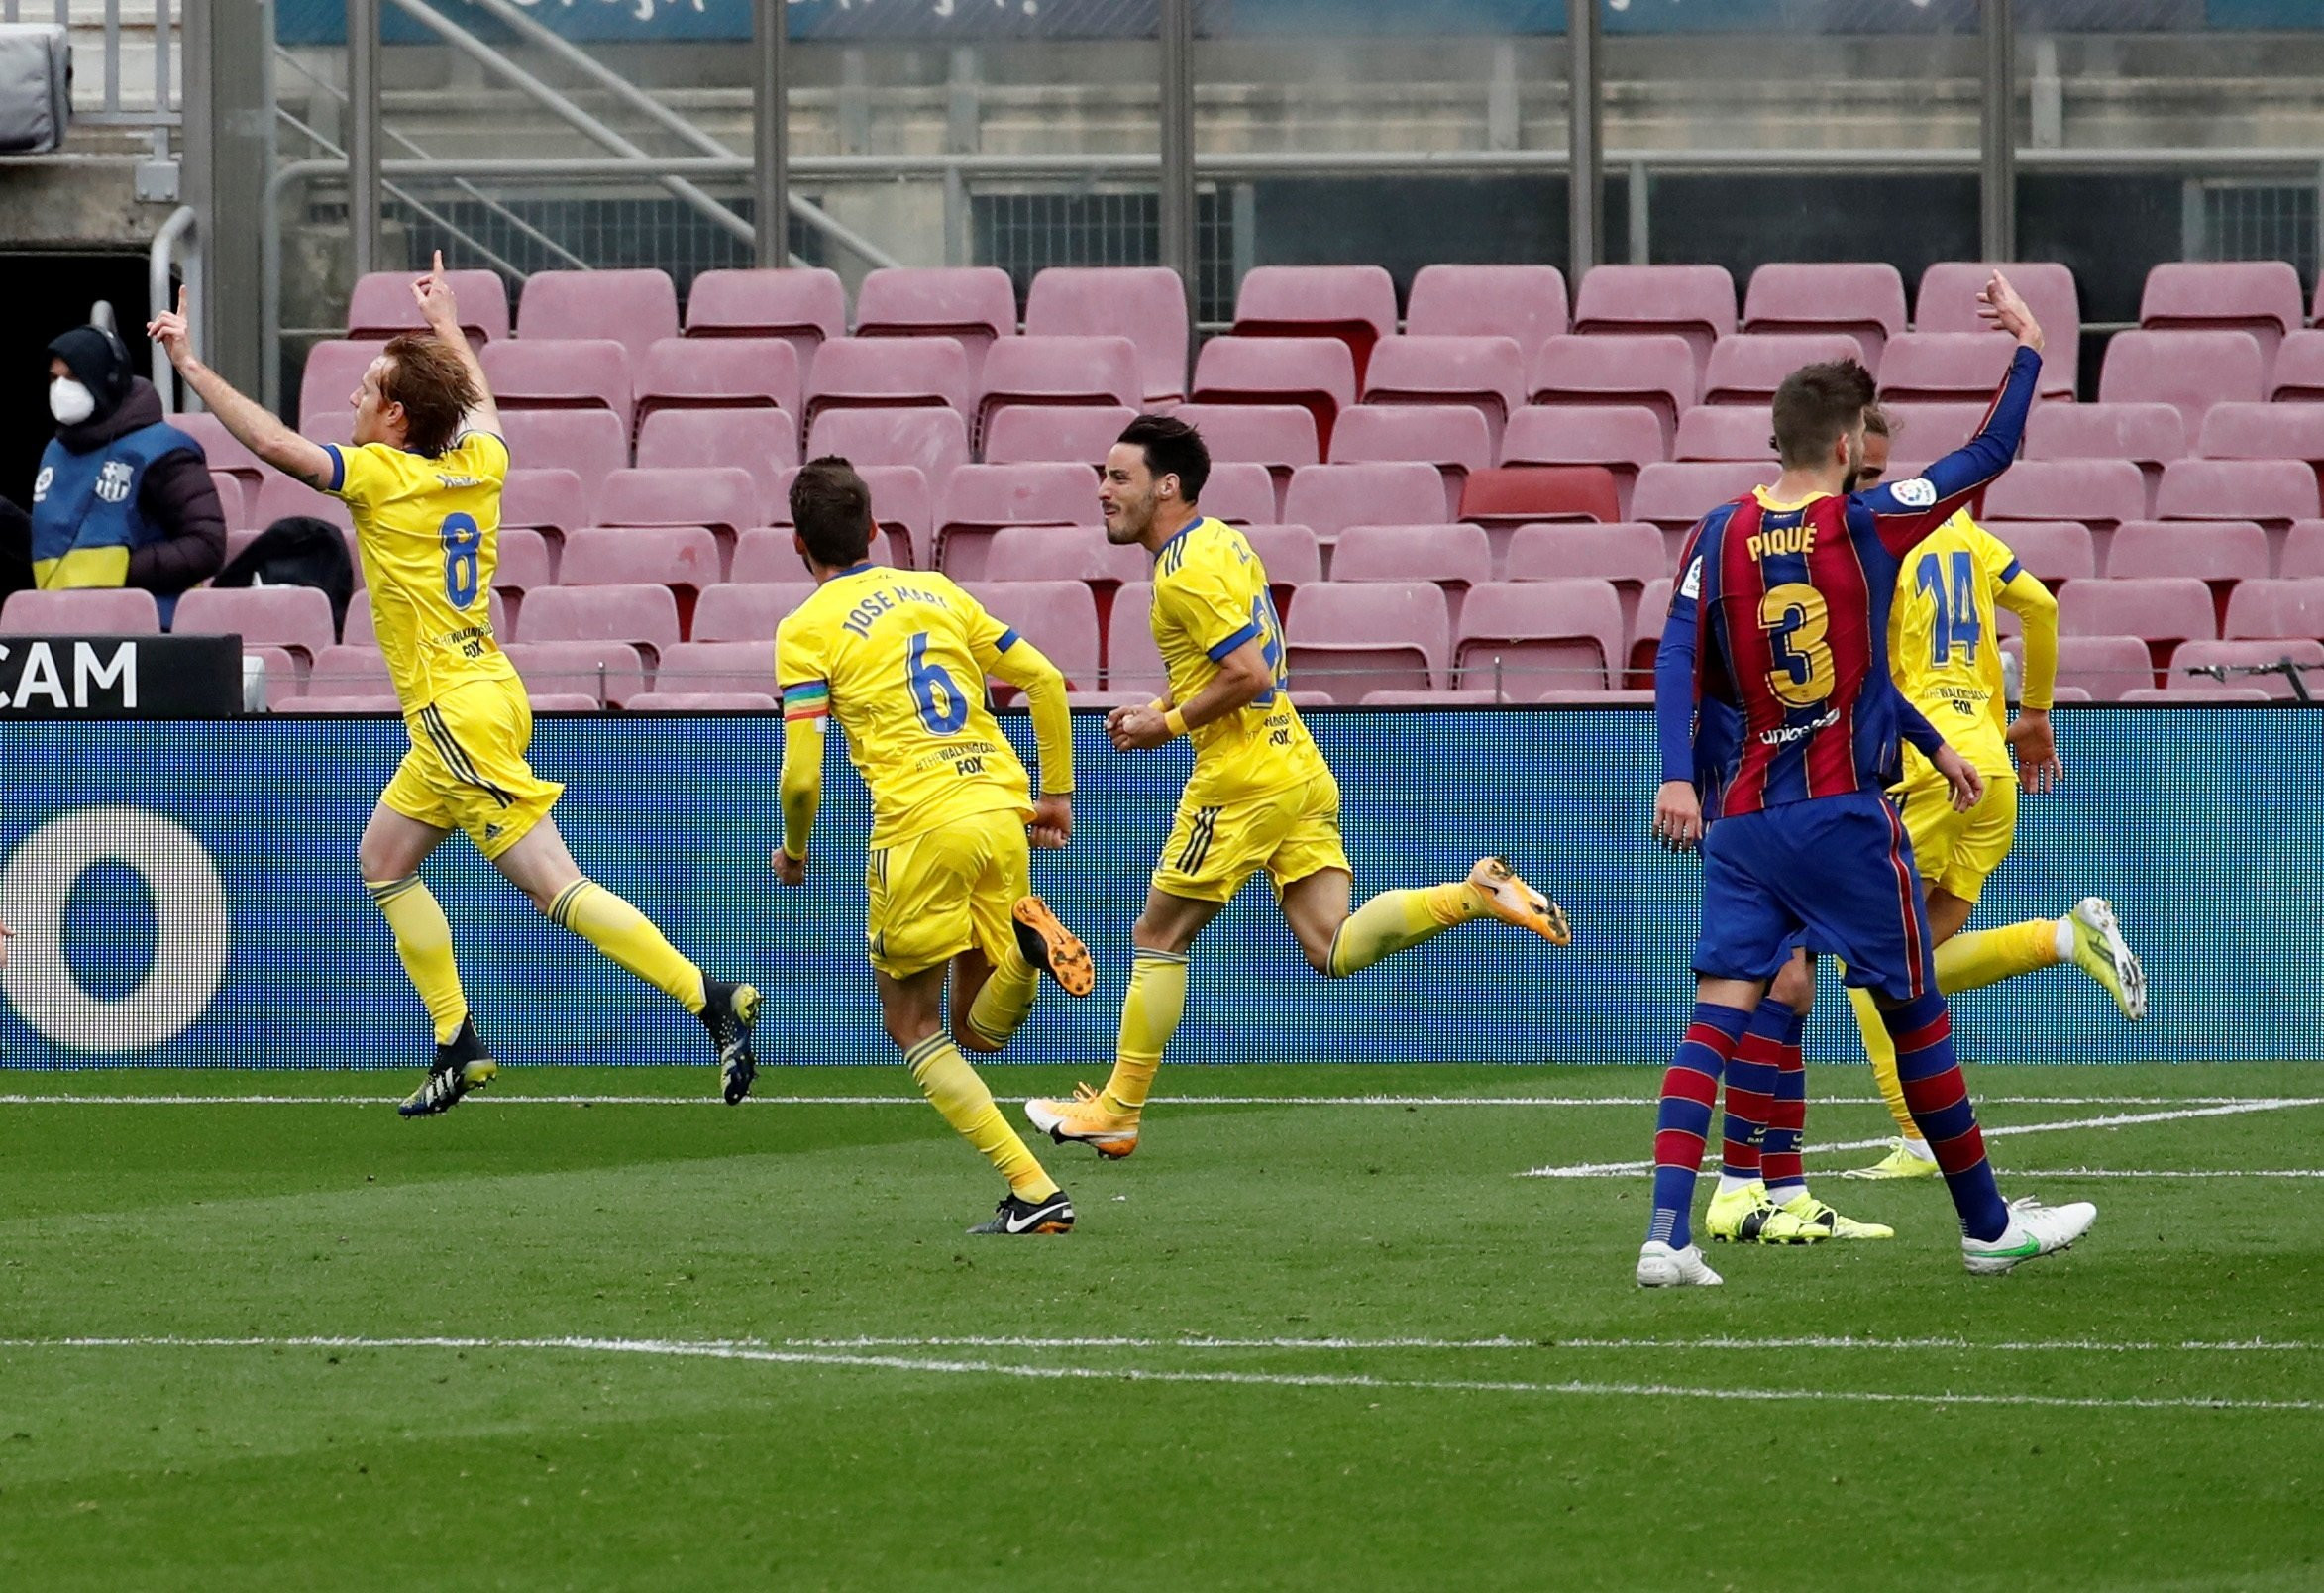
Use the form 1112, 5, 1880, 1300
1888, 509, 2020, 779
325, 432, 516, 711
776, 564, 1032, 847
1151, 516, 1328, 805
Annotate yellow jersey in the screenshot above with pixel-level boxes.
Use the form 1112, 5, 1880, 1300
325, 432, 517, 711
1151, 516, 1329, 805
1889, 509, 2019, 779
776, 564, 1034, 847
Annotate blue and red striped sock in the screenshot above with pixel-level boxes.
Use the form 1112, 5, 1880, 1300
1649, 1002, 1751, 1250
1762, 1009, 1810, 1206
1882, 991, 2009, 1241
1717, 999, 1788, 1186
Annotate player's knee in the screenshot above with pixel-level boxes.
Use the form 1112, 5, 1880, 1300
954, 1024, 1005, 1055
1770, 961, 1816, 1012
883, 1009, 939, 1052
1301, 937, 1338, 977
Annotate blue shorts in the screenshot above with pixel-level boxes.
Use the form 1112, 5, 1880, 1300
1694, 791, 1936, 1002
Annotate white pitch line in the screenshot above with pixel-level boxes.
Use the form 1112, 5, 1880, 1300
1521, 1098, 2324, 1178
1, 1092, 2314, 1109
1984, 1168, 2324, 1180
766, 1333, 2318, 1355
1, 1335, 2314, 1415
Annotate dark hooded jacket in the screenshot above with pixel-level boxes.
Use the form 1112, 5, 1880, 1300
47, 329, 226, 595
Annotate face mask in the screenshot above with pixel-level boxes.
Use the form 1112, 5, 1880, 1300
50, 377, 95, 427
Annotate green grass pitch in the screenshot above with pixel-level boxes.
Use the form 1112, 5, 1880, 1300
2, 1062, 2320, 1591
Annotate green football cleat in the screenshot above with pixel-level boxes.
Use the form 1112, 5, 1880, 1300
2063, 897, 2146, 1021
1778, 1192, 1894, 1240
1843, 1138, 1944, 1181
1703, 1181, 1826, 1244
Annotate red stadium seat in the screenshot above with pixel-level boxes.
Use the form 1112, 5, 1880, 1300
241, 643, 300, 705
2105, 521, 2268, 627
1530, 334, 1696, 448
1190, 337, 1359, 454
298, 340, 387, 433
769, 463, 929, 568
980, 404, 1137, 469
1453, 580, 1625, 694
689, 583, 817, 643
0, 587, 159, 634
2058, 578, 2216, 674
1360, 336, 1529, 447
494, 527, 554, 612
2050, 633, 2164, 699
1282, 581, 1448, 702
558, 526, 721, 605
1701, 333, 1863, 407
1459, 465, 1623, 531
343, 588, 506, 649
934, 463, 1100, 579
2024, 403, 2186, 499
1406, 263, 1568, 348
2282, 520, 2324, 578
654, 639, 787, 692
804, 407, 970, 492
518, 269, 678, 366
855, 266, 1017, 378
1327, 405, 1493, 516
635, 409, 800, 523
634, 337, 801, 425
1878, 400, 1999, 468
1501, 405, 1665, 516
500, 410, 630, 516
1876, 333, 2018, 406
2140, 261, 2306, 376
306, 645, 393, 697
2198, 403, 2324, 489
1107, 580, 1164, 693
801, 337, 973, 429
1331, 525, 1494, 602
514, 584, 682, 666
982, 524, 1147, 590
172, 412, 264, 494
1981, 459, 2145, 533
685, 267, 847, 359
1024, 266, 1190, 406
1743, 263, 1908, 369
1165, 402, 1320, 491
596, 467, 759, 555
2098, 330, 2265, 437
2269, 330, 2324, 402
348, 268, 509, 344
1232, 265, 1398, 383
502, 640, 647, 707
1629, 461, 1779, 534
1629, 577, 1673, 687
1916, 262, 2081, 393
1572, 265, 1737, 377
501, 468, 588, 549
1363, 689, 1509, 705
1200, 462, 1282, 527
963, 581, 1102, 692
2154, 459, 2319, 530
481, 340, 633, 431
1672, 405, 1773, 463
627, 690, 778, 711
1282, 462, 1445, 545
2118, 684, 2272, 702
172, 585, 337, 663
2223, 578, 2324, 642
253, 474, 351, 534
974, 336, 1142, 446
208, 469, 250, 531
2171, 637, 2324, 699
728, 530, 810, 585
1239, 523, 1323, 590
1986, 520, 2094, 585
1503, 520, 1668, 634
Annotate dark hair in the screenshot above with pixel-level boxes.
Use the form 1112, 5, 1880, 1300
1116, 414, 1211, 502
1770, 359, 1877, 469
1862, 403, 1894, 440
378, 333, 478, 458
790, 455, 874, 568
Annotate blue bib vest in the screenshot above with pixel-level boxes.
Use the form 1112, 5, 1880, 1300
30, 419, 199, 588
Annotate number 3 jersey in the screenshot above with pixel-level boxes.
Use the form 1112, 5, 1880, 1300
776, 565, 1034, 848
1150, 516, 1328, 806
324, 431, 516, 711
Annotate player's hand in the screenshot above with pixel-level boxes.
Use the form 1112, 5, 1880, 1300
145, 285, 195, 371
770, 847, 807, 886
1977, 269, 2044, 354
1109, 704, 1171, 752
0, 919, 11, 972
2008, 708, 2063, 795
1028, 793, 1073, 850
1934, 744, 1987, 812
411, 249, 461, 334
1653, 779, 1703, 854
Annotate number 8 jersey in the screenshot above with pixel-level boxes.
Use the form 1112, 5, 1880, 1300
776, 564, 1035, 848
325, 431, 516, 711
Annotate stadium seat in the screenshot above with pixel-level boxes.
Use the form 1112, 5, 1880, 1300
1539, 687, 1654, 705
207, 470, 250, 531
800, 336, 974, 430
1529, 334, 1696, 448
2223, 578, 2324, 642
964, 581, 1103, 692
500, 409, 630, 519
514, 584, 682, 667
684, 268, 848, 374
1876, 399, 1998, 468
982, 524, 1146, 590
2198, 403, 2324, 488
1024, 266, 1190, 406
1702, 333, 1867, 409
804, 407, 971, 492
2059, 578, 2216, 673
2154, 459, 2319, 530
1231, 265, 1399, 383
1503, 521, 1667, 634
2025, 403, 2186, 500
1331, 525, 1494, 606
626, 690, 779, 712
1628, 577, 1673, 686
2051, 633, 2166, 699
493, 526, 554, 614
768, 463, 930, 568
1406, 263, 1568, 348
1743, 263, 1908, 369
1672, 405, 1773, 463
1981, 459, 2146, 534
304, 413, 354, 452
501, 640, 647, 707
238, 642, 300, 706
728, 530, 810, 585
297, 340, 387, 433
1875, 333, 2019, 407
0, 586, 159, 634
2106, 521, 2269, 625
1629, 461, 1779, 535
854, 266, 1018, 378
2269, 330, 2324, 402
2139, 261, 2306, 376
635, 409, 800, 521
1107, 580, 1163, 692
1459, 465, 1622, 532
1359, 336, 1529, 447
1362, 689, 1508, 706
1572, 265, 1738, 377
1988, 519, 2095, 585
1282, 463, 1445, 545
305, 644, 393, 697
2098, 330, 2265, 437
172, 412, 264, 496
2170, 637, 2324, 699
652, 639, 786, 693
1165, 402, 1320, 489
1201, 462, 1282, 527
480, 340, 633, 431
347, 267, 509, 344
558, 526, 722, 608
253, 473, 352, 534
517, 268, 679, 366
1915, 262, 2081, 393
1190, 337, 1359, 454
173, 585, 337, 663
1239, 523, 1323, 590
688, 583, 816, 643
2118, 684, 2271, 703
1452, 580, 1625, 694
2282, 520, 2324, 578
501, 468, 588, 551
527, 693, 610, 713
933, 463, 1099, 579
1282, 581, 1448, 702
1327, 405, 1493, 517
973, 336, 1141, 450
596, 467, 760, 557
634, 337, 802, 425
342, 588, 506, 650
980, 404, 1137, 468
1501, 405, 1665, 516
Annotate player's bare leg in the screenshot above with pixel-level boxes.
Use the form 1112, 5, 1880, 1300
362, 804, 495, 1117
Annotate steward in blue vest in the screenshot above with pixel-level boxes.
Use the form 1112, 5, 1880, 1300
31, 325, 225, 603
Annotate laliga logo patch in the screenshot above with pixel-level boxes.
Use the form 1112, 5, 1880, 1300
1679, 557, 1703, 600
32, 465, 52, 504
94, 460, 135, 504
1891, 478, 1938, 509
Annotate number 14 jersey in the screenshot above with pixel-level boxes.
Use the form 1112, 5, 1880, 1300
325, 431, 516, 711
777, 564, 1033, 848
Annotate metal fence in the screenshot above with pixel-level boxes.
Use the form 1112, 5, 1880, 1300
3, 0, 176, 126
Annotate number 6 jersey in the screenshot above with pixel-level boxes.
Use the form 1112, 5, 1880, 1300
324, 431, 516, 711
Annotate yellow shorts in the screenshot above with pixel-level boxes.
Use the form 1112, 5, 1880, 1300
1152, 771, 1350, 904
383, 678, 565, 861
866, 806, 1031, 979
1895, 767, 2017, 906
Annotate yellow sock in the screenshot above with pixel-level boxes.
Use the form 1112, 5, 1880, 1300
905, 1033, 1058, 1199
547, 880, 706, 1014
1102, 947, 1187, 1115
1325, 882, 1482, 977
964, 942, 1039, 1050
367, 876, 469, 1045
1846, 980, 1923, 1144
1937, 918, 2060, 995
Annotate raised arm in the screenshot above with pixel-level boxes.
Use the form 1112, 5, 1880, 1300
146, 286, 334, 490
410, 251, 500, 437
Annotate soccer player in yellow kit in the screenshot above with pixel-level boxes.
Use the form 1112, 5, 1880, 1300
149, 258, 762, 1115
772, 457, 1094, 1234
1025, 416, 1570, 1159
